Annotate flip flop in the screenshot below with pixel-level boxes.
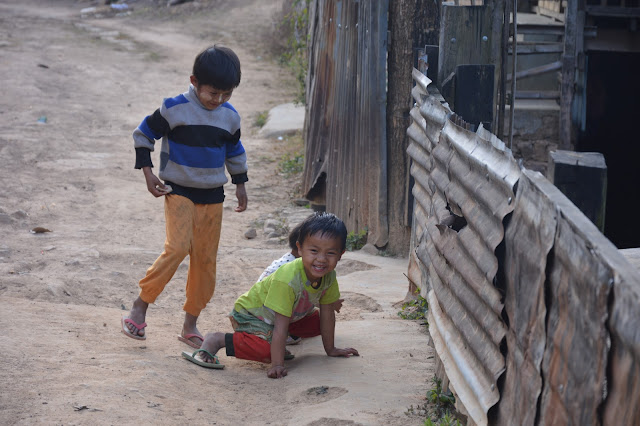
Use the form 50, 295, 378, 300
182, 349, 225, 369
285, 349, 295, 360
121, 316, 147, 341
286, 335, 302, 345
178, 333, 203, 349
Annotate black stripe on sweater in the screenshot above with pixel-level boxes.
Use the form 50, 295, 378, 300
169, 125, 240, 148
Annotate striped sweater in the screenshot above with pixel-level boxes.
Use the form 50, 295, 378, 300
133, 84, 248, 203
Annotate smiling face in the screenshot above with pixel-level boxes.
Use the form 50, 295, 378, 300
190, 75, 233, 110
296, 232, 344, 284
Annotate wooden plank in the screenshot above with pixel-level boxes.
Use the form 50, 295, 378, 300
514, 90, 560, 99
506, 60, 562, 81
533, 171, 612, 426
586, 5, 640, 17
559, 0, 578, 150
513, 24, 565, 36
437, 5, 493, 95
508, 42, 564, 54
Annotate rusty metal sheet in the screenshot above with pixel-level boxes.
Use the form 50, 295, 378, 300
412, 67, 432, 93
604, 266, 640, 425
427, 289, 499, 426
494, 171, 556, 426
303, 0, 389, 246
418, 234, 506, 348
407, 89, 520, 425
527, 170, 612, 426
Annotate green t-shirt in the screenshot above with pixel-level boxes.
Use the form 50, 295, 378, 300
234, 258, 340, 324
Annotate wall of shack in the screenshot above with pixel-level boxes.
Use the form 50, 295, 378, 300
407, 68, 640, 426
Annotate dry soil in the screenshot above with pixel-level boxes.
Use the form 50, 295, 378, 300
0, 1, 434, 424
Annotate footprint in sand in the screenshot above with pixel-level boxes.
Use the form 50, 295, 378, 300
302, 386, 349, 405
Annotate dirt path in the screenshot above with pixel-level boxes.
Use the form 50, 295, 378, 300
0, 1, 433, 424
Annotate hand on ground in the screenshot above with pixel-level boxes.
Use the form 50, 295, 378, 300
327, 347, 359, 357
267, 365, 288, 379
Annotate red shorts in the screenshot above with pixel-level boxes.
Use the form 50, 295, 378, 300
225, 310, 320, 363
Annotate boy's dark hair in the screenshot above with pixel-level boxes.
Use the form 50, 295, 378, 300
192, 45, 241, 90
288, 221, 305, 251
297, 212, 347, 252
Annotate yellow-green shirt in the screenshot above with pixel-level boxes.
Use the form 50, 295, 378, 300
234, 258, 340, 324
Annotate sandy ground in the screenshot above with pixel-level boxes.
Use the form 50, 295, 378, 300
0, 0, 434, 424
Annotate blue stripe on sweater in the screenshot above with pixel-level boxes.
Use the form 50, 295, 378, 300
165, 94, 189, 109
220, 102, 237, 113
226, 141, 245, 158
168, 140, 226, 168
139, 116, 161, 140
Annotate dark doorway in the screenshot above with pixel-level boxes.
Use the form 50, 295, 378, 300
577, 51, 640, 249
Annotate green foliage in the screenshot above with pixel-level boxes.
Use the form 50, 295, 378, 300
406, 376, 464, 425
278, 0, 310, 104
346, 228, 367, 251
427, 377, 455, 407
425, 377, 460, 424
397, 292, 428, 321
254, 111, 268, 128
424, 413, 463, 426
279, 152, 304, 176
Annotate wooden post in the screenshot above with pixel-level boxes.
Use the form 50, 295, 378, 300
547, 150, 607, 232
387, 0, 439, 255
497, 0, 509, 140
559, 0, 582, 150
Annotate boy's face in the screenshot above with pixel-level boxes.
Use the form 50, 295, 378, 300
190, 75, 233, 110
296, 232, 344, 284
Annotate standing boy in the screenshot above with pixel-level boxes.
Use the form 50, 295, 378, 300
182, 212, 359, 378
121, 45, 248, 349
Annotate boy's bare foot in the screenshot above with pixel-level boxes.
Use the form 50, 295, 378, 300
124, 297, 148, 338
180, 313, 203, 347
198, 332, 226, 364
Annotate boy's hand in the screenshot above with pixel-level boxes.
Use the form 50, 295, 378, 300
327, 347, 359, 357
332, 298, 344, 313
142, 167, 169, 198
235, 183, 247, 212
267, 365, 288, 379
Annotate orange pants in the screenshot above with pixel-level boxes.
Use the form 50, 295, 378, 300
225, 311, 321, 363
138, 194, 223, 317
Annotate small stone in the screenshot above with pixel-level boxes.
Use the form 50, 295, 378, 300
264, 219, 280, 229
11, 210, 28, 219
360, 243, 379, 255
244, 228, 257, 239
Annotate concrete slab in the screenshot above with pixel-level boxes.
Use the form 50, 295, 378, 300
258, 102, 305, 138
284, 251, 434, 424
620, 248, 640, 271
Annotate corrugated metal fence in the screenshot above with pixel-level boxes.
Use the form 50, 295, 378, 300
303, 0, 389, 246
407, 68, 640, 425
